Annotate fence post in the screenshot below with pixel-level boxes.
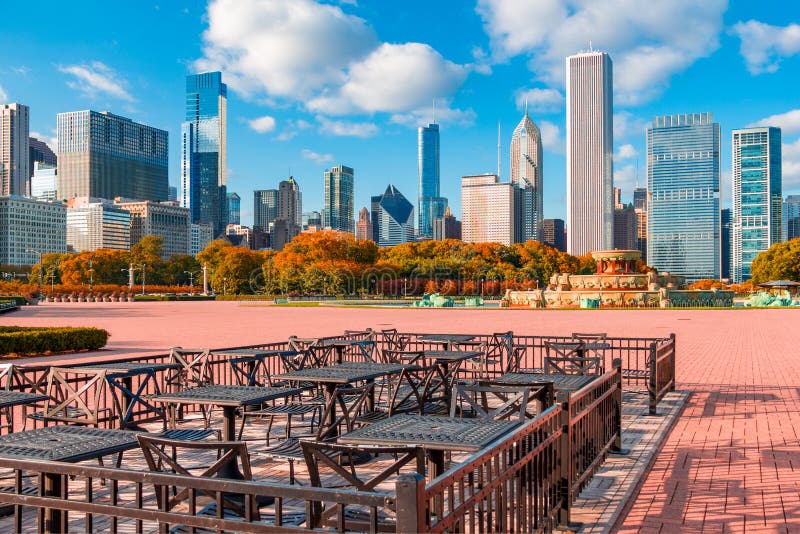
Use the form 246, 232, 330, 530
612, 358, 622, 452
669, 333, 676, 392
648, 341, 658, 415
395, 473, 425, 534
557, 391, 571, 528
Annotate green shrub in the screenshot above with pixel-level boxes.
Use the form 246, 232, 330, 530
0, 327, 109, 356
214, 295, 275, 301
0, 295, 28, 306
133, 295, 176, 301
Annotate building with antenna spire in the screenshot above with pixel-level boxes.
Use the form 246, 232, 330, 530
510, 100, 543, 242
417, 101, 447, 239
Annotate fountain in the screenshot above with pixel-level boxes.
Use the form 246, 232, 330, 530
502, 249, 734, 309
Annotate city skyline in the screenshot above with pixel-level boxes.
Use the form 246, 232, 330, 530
1, 1, 798, 228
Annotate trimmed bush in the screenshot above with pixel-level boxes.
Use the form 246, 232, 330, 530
214, 295, 275, 301
0, 295, 28, 306
0, 327, 109, 356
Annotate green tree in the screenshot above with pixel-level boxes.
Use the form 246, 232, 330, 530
161, 255, 201, 287
750, 238, 800, 283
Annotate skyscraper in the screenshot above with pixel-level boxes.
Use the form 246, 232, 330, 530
373, 185, 414, 246
542, 219, 566, 251
253, 189, 278, 230
277, 176, 302, 240
57, 110, 168, 201
732, 127, 782, 283
433, 206, 462, 241
784, 195, 800, 241
461, 174, 515, 245
0, 104, 30, 196
323, 165, 354, 233
566, 51, 613, 255
355, 207, 373, 241
226, 192, 240, 225
614, 204, 637, 250
66, 197, 131, 252
721, 208, 732, 281
181, 72, 227, 236
115, 199, 191, 258
0, 196, 66, 265
418, 123, 447, 238
633, 187, 647, 211
29, 136, 56, 179
647, 113, 720, 282
510, 105, 543, 242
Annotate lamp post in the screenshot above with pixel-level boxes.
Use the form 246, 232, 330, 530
49, 270, 57, 297
222, 277, 227, 296
121, 264, 138, 292
87, 260, 94, 294
184, 271, 197, 295
141, 263, 146, 296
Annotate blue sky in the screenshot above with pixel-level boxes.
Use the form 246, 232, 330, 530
2, 0, 799, 227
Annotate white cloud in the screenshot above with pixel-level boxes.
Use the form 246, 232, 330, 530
58, 61, 134, 101
540, 120, 564, 154
614, 143, 638, 161
748, 109, 800, 135
0, 84, 7, 102
247, 115, 276, 133
614, 111, 648, 141
196, 0, 469, 116
302, 148, 334, 163
783, 138, 800, 190
514, 88, 563, 114
30, 131, 58, 152
613, 163, 638, 197
276, 119, 312, 141
307, 42, 467, 115
389, 102, 476, 128
476, 0, 727, 105
732, 20, 800, 74
317, 116, 378, 138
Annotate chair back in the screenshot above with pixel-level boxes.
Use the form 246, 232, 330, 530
166, 347, 212, 390
343, 329, 375, 341
450, 383, 532, 423
0, 364, 15, 391
41, 367, 108, 426
137, 435, 256, 520
229, 352, 286, 387
544, 346, 602, 376
316, 383, 373, 441
487, 331, 523, 374
301, 440, 425, 530
381, 329, 409, 351
571, 332, 607, 342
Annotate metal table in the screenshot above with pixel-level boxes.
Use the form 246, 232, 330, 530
74, 361, 181, 429
0, 390, 50, 434
214, 349, 298, 386
274, 364, 408, 436
0, 426, 141, 532
339, 414, 518, 477
494, 372, 597, 392
417, 334, 477, 350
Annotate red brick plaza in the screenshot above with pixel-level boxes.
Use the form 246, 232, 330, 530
3, 302, 799, 532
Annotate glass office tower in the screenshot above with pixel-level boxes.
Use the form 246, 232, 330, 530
647, 113, 720, 282
181, 72, 227, 237
510, 107, 543, 243
226, 192, 240, 225
732, 127, 782, 282
323, 165, 354, 233
418, 123, 446, 239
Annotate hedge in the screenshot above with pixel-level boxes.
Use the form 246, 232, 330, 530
0, 327, 109, 356
0, 295, 28, 306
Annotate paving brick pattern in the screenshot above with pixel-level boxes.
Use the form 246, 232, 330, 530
3, 303, 799, 532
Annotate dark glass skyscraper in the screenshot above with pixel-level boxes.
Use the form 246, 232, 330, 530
323, 165, 354, 233
226, 192, 240, 225
418, 123, 446, 239
181, 72, 227, 236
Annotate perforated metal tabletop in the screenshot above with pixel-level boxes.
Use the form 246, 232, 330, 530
0, 426, 141, 462
0, 390, 48, 409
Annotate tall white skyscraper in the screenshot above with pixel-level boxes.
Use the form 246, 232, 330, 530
510, 104, 543, 242
461, 174, 515, 245
0, 103, 30, 196
566, 51, 613, 255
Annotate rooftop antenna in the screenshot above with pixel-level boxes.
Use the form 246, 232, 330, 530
524, 97, 528, 117
589, 40, 593, 52
432, 99, 436, 124
497, 120, 501, 179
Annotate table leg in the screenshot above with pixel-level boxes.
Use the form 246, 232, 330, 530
219, 406, 244, 480
43, 472, 63, 534
366, 379, 375, 412
428, 449, 446, 519
323, 383, 337, 438
336, 346, 344, 365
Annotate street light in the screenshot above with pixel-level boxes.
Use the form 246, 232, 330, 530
184, 271, 197, 295
140, 263, 146, 296
121, 264, 138, 292
49, 270, 57, 297
87, 259, 94, 294
222, 277, 227, 296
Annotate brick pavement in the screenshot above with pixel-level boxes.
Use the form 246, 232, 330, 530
2, 302, 799, 531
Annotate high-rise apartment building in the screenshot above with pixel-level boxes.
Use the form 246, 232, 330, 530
433, 206, 461, 241
57, 110, 168, 202
115, 199, 191, 258
323, 165, 354, 233
168, 186, 178, 202
542, 219, 566, 251
461, 174, 515, 245
29, 137, 56, 180
0, 104, 30, 196
418, 123, 447, 238
721, 208, 732, 281
566, 51, 614, 255
633, 187, 648, 262
302, 211, 322, 230
225, 224, 254, 249
732, 127, 782, 282
510, 106, 543, 243
355, 207, 373, 241
633, 187, 647, 210
784, 195, 800, 241
0, 196, 66, 265
647, 113, 720, 282
275, 177, 302, 246
254, 189, 278, 230
614, 204, 637, 250
190, 223, 213, 256
31, 162, 57, 201
181, 72, 227, 236
372, 185, 414, 247
226, 192, 240, 225
66, 197, 130, 252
